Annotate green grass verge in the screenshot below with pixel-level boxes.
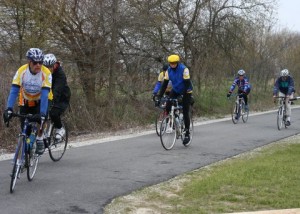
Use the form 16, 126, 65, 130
104, 137, 300, 214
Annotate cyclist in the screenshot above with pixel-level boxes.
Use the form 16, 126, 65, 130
152, 64, 172, 106
3, 48, 52, 155
157, 54, 193, 145
227, 69, 251, 111
273, 69, 295, 126
43, 53, 71, 140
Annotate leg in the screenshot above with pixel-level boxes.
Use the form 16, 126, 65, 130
182, 93, 192, 145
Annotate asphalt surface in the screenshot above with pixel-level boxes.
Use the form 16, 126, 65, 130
1, 108, 300, 214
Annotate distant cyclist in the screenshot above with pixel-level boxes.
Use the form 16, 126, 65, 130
43, 53, 71, 140
152, 64, 172, 106
273, 69, 295, 126
227, 69, 251, 111
157, 54, 193, 145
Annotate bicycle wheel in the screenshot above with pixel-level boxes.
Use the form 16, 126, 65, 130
155, 110, 165, 136
277, 106, 284, 130
48, 122, 68, 161
231, 103, 239, 124
160, 115, 176, 150
182, 108, 193, 147
10, 137, 23, 193
242, 102, 249, 123
26, 142, 39, 181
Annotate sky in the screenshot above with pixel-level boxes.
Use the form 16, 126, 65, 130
277, 0, 300, 32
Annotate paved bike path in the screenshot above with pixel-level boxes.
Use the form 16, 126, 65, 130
0, 108, 300, 214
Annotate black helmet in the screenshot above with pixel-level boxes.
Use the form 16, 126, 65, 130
162, 64, 168, 71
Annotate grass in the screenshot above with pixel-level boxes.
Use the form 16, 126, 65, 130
104, 136, 300, 214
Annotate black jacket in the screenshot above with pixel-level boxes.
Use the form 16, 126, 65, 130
51, 65, 71, 108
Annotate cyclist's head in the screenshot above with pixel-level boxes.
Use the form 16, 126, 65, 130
162, 64, 168, 71
26, 48, 44, 73
168, 54, 180, 68
43, 53, 57, 68
280, 69, 289, 77
237, 69, 245, 80
237, 69, 245, 76
26, 48, 44, 62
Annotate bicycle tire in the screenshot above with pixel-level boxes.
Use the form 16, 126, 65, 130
26, 143, 39, 181
10, 137, 23, 193
160, 115, 176, 150
277, 106, 284, 130
231, 102, 239, 124
242, 101, 249, 123
182, 108, 193, 147
155, 110, 165, 136
49, 121, 68, 162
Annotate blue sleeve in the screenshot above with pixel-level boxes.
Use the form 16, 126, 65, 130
40, 88, 50, 116
273, 79, 279, 95
229, 79, 237, 92
153, 81, 161, 94
288, 77, 295, 95
7, 85, 20, 109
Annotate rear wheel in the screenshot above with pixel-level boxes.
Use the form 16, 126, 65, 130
160, 115, 176, 150
277, 106, 284, 130
49, 122, 68, 162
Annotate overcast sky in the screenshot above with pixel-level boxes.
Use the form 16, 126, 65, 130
277, 0, 300, 32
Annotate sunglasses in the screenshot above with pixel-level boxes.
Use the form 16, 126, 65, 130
32, 61, 43, 65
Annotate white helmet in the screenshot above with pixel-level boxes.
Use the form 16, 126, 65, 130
237, 69, 245, 76
43, 53, 57, 67
280, 69, 289, 77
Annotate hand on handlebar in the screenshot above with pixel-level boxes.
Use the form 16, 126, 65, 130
3, 108, 13, 125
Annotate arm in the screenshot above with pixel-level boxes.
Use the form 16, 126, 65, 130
40, 88, 50, 116
287, 77, 295, 95
7, 85, 20, 109
229, 79, 237, 92
158, 80, 169, 98
273, 79, 279, 96
52, 70, 67, 104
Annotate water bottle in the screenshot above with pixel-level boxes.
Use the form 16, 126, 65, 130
179, 113, 183, 122
28, 132, 36, 149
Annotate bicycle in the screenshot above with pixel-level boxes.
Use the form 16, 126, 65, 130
231, 93, 249, 124
43, 114, 68, 162
159, 97, 194, 150
275, 96, 297, 130
6, 113, 42, 193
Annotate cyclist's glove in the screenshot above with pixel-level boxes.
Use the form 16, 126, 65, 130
227, 92, 232, 98
3, 108, 13, 124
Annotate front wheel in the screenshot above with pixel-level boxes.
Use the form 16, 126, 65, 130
160, 115, 176, 150
48, 122, 68, 162
231, 102, 239, 124
10, 137, 23, 193
277, 106, 284, 130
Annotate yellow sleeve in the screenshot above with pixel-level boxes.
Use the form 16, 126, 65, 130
158, 71, 164, 82
12, 64, 28, 86
164, 71, 169, 80
183, 68, 190, 79
41, 66, 52, 89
